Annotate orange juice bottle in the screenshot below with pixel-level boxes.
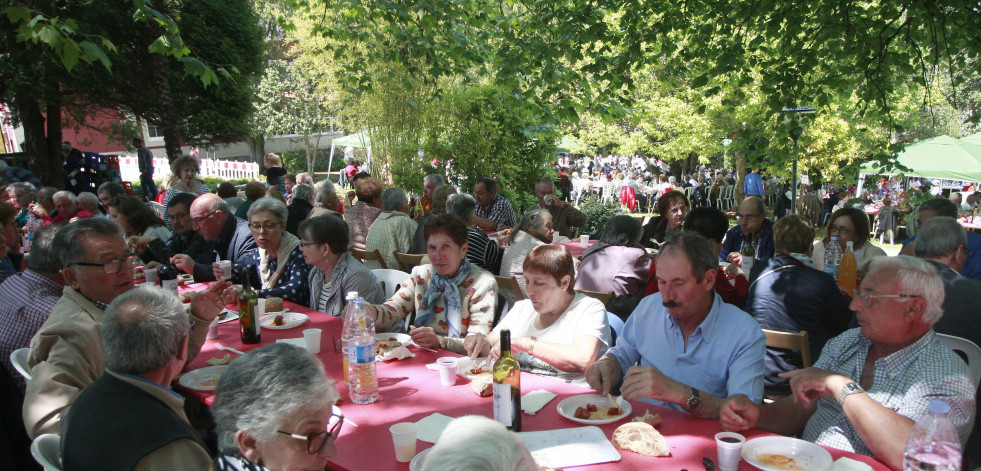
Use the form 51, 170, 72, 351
839, 241, 858, 296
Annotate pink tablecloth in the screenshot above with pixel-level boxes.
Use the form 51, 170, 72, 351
959, 218, 981, 231
557, 239, 595, 256
178, 290, 888, 471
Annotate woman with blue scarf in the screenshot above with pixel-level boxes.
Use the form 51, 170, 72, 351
368, 213, 497, 355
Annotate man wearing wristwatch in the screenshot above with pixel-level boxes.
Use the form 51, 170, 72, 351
585, 233, 766, 419
720, 256, 975, 471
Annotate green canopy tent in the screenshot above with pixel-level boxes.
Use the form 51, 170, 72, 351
857, 135, 981, 196
964, 132, 981, 145
327, 132, 372, 174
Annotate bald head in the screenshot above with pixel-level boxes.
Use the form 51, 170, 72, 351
190, 193, 230, 241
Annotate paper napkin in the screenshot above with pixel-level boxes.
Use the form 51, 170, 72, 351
415, 413, 455, 443
521, 389, 557, 415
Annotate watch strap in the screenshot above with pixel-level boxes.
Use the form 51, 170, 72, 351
837, 381, 864, 406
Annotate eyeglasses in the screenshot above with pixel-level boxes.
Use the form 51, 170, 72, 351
298, 241, 322, 249
277, 412, 344, 454
856, 290, 923, 307
735, 213, 760, 221
249, 222, 281, 233
72, 256, 136, 274
191, 210, 217, 225
829, 225, 853, 235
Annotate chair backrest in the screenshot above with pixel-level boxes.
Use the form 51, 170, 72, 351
349, 248, 388, 269
30, 433, 62, 471
10, 347, 31, 381
606, 311, 625, 347
935, 333, 981, 390
762, 329, 812, 367
494, 276, 526, 301
393, 251, 429, 272
372, 268, 411, 300
575, 288, 614, 306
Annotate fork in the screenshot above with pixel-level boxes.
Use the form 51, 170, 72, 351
214, 343, 246, 356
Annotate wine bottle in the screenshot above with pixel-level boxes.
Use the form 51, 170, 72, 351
741, 233, 755, 275
493, 329, 521, 431
239, 265, 260, 344
158, 260, 179, 295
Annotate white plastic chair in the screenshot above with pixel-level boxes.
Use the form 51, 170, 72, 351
10, 347, 31, 381
30, 433, 62, 471
372, 269, 410, 299
936, 333, 981, 390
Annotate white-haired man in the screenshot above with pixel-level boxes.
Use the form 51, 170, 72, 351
41, 191, 95, 225
720, 256, 976, 470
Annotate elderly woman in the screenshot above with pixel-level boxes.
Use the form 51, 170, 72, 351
0, 202, 22, 282
299, 215, 384, 316
422, 416, 538, 471
216, 197, 310, 305
309, 179, 341, 219
447, 193, 503, 274
500, 209, 553, 298
163, 155, 211, 227
213, 343, 342, 471
106, 195, 172, 264
640, 190, 689, 249
475, 245, 610, 386
575, 215, 651, 298
366, 213, 497, 354
345, 177, 384, 251
811, 206, 886, 275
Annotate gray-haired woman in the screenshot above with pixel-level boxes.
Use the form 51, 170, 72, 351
213, 343, 342, 471
298, 215, 384, 316
214, 197, 310, 305
499, 209, 554, 298
447, 193, 503, 274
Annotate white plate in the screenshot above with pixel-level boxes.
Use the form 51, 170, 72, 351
259, 312, 308, 329
556, 394, 632, 425
456, 357, 491, 378
375, 332, 411, 345
216, 309, 239, 324
741, 436, 833, 471
409, 447, 431, 471
178, 365, 227, 391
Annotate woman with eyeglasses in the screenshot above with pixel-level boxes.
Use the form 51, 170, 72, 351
297, 215, 384, 316
214, 198, 310, 305
213, 343, 343, 471
162, 155, 211, 228
811, 207, 887, 276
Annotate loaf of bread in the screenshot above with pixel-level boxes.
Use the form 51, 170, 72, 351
265, 297, 284, 312
470, 373, 493, 397
612, 422, 670, 457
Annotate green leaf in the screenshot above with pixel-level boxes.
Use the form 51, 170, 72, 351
79, 41, 112, 70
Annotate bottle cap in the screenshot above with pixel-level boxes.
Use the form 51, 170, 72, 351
830, 236, 838, 241
928, 399, 951, 414
846, 241, 854, 248
346, 291, 359, 301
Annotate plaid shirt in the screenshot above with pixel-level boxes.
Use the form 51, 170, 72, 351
475, 194, 516, 228
803, 328, 976, 455
0, 270, 63, 391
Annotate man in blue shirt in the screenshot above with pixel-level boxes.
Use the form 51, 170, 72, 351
586, 232, 766, 418
744, 168, 764, 198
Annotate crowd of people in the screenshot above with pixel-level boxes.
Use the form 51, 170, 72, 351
0, 150, 979, 471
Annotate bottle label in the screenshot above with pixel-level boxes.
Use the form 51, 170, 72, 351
493, 383, 513, 427
349, 344, 374, 364
161, 279, 179, 294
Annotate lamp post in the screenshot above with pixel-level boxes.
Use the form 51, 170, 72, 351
780, 107, 817, 215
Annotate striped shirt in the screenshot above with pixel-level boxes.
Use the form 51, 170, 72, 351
466, 227, 503, 275
803, 328, 976, 454
474, 194, 516, 228
0, 270, 62, 391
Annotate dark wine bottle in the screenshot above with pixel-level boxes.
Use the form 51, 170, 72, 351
493, 329, 521, 431
158, 261, 179, 295
238, 266, 260, 344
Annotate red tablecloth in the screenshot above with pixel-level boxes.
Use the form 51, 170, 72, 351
178, 289, 888, 471
556, 239, 595, 256
959, 218, 981, 231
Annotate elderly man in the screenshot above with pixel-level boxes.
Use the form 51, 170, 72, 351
534, 177, 586, 239
364, 187, 418, 269
96, 182, 127, 211
721, 256, 975, 470
295, 172, 314, 186
473, 177, 516, 231
421, 174, 445, 216
41, 191, 95, 225
902, 198, 981, 282
286, 183, 315, 235
585, 233, 766, 418
141, 192, 206, 268
61, 287, 213, 470
8, 182, 37, 228
0, 224, 63, 392
22, 218, 231, 438
172, 193, 256, 282
76, 192, 104, 217
640, 190, 689, 249
448, 193, 503, 274
29, 186, 59, 222
721, 196, 775, 266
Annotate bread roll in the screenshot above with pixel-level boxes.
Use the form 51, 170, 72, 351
470, 372, 493, 397
265, 297, 284, 312
612, 422, 670, 457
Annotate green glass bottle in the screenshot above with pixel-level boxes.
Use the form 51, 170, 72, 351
493, 329, 521, 431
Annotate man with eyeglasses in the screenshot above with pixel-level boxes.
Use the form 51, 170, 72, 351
62, 287, 213, 470
172, 193, 256, 282
901, 197, 981, 282
721, 196, 775, 266
23, 218, 232, 438
721, 256, 975, 470
141, 192, 207, 268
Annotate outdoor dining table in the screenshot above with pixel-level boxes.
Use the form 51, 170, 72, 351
556, 239, 595, 257
177, 282, 889, 471
959, 217, 981, 233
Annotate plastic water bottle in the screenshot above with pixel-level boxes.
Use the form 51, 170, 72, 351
345, 295, 379, 404
340, 292, 359, 383
903, 399, 962, 471
824, 236, 842, 281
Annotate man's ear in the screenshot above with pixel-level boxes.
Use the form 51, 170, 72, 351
61, 267, 82, 290
236, 430, 260, 462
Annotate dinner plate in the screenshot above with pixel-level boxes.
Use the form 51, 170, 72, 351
456, 357, 491, 378
409, 447, 431, 471
178, 365, 227, 391
741, 436, 833, 471
259, 312, 308, 329
374, 332, 411, 345
215, 309, 239, 324
556, 394, 632, 425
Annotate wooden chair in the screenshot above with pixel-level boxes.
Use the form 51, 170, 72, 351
494, 276, 526, 302
762, 329, 812, 367
349, 248, 388, 269
574, 289, 614, 306
393, 251, 429, 272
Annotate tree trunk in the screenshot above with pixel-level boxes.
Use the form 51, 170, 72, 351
148, 51, 183, 162
15, 93, 64, 189
246, 135, 265, 163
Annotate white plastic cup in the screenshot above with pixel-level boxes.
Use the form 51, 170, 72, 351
303, 328, 322, 354
206, 318, 220, 339
390, 422, 418, 462
715, 431, 745, 471
436, 357, 458, 386
257, 298, 266, 317
580, 235, 589, 248
144, 267, 159, 284
552, 231, 560, 243
216, 260, 232, 281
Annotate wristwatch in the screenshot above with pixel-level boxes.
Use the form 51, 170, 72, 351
528, 336, 539, 353
837, 381, 864, 405
685, 387, 702, 412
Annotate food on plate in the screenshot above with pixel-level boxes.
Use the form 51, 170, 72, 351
206, 354, 231, 366
133, 268, 145, 282
572, 403, 623, 420
265, 296, 284, 312
757, 453, 804, 471
272, 314, 285, 326
375, 338, 403, 356
632, 409, 664, 428
612, 422, 670, 457
198, 377, 220, 388
470, 372, 493, 397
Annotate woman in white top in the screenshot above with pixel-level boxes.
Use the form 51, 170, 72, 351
811, 206, 887, 275
162, 155, 211, 228
473, 244, 610, 386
